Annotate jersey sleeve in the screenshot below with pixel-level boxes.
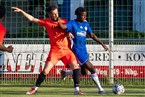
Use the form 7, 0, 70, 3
0, 35, 4, 43
66, 20, 73, 32
38, 19, 46, 26
0, 26, 6, 43
87, 22, 92, 34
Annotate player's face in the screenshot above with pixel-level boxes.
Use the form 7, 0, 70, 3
49, 9, 59, 21
77, 11, 87, 22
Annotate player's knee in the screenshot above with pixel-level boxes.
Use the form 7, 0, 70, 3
42, 68, 49, 75
81, 70, 88, 75
81, 72, 87, 75
89, 68, 96, 74
69, 62, 80, 70
42, 70, 48, 75
43, 62, 54, 75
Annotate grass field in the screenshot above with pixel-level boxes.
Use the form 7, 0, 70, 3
0, 85, 145, 97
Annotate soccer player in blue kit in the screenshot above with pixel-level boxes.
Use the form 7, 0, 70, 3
58, 7, 109, 94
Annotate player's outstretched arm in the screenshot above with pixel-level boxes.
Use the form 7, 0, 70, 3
11, 7, 39, 23
89, 33, 109, 51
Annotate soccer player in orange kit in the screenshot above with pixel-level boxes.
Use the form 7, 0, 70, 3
0, 5, 13, 52
12, 5, 83, 95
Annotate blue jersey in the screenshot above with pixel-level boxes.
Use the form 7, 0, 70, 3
66, 20, 92, 65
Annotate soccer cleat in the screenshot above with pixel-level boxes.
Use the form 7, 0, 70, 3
60, 70, 66, 80
98, 91, 107, 94
74, 90, 84, 95
26, 87, 37, 95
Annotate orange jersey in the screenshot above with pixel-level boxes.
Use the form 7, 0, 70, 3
39, 18, 71, 49
0, 23, 6, 43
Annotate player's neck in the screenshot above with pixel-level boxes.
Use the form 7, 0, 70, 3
75, 19, 83, 23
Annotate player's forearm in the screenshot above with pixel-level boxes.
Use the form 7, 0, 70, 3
20, 10, 38, 23
0, 44, 8, 52
58, 21, 67, 30
90, 33, 108, 50
90, 33, 105, 45
94, 38, 104, 45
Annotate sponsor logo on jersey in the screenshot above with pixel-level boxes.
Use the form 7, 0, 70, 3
77, 31, 86, 36
80, 26, 83, 29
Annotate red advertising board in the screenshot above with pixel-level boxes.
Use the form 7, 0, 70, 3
1, 65, 144, 78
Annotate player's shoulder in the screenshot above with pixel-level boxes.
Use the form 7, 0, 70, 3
60, 18, 67, 21
68, 20, 76, 24
83, 20, 90, 26
40, 18, 52, 21
0, 23, 6, 31
59, 18, 68, 23
43, 18, 51, 21
0, 23, 4, 28
83, 20, 89, 24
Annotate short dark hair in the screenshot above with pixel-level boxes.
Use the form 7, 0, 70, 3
75, 7, 86, 16
47, 5, 58, 13
0, 5, 6, 18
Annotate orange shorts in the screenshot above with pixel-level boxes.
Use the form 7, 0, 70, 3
46, 47, 77, 67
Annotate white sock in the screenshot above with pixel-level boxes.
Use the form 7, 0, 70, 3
74, 87, 79, 91
90, 73, 104, 91
65, 70, 73, 76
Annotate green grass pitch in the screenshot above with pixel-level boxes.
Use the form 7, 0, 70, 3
0, 85, 145, 97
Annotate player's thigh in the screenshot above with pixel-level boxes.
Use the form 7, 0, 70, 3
62, 50, 79, 70
46, 49, 62, 65
68, 60, 79, 70
75, 49, 89, 65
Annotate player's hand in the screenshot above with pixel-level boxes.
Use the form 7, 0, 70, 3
6, 45, 13, 53
67, 32, 74, 39
57, 17, 60, 22
103, 45, 109, 51
11, 7, 22, 13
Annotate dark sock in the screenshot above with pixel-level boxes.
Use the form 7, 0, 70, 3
73, 69, 80, 87
35, 72, 46, 87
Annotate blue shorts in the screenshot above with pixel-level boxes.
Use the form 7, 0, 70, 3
73, 48, 89, 66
